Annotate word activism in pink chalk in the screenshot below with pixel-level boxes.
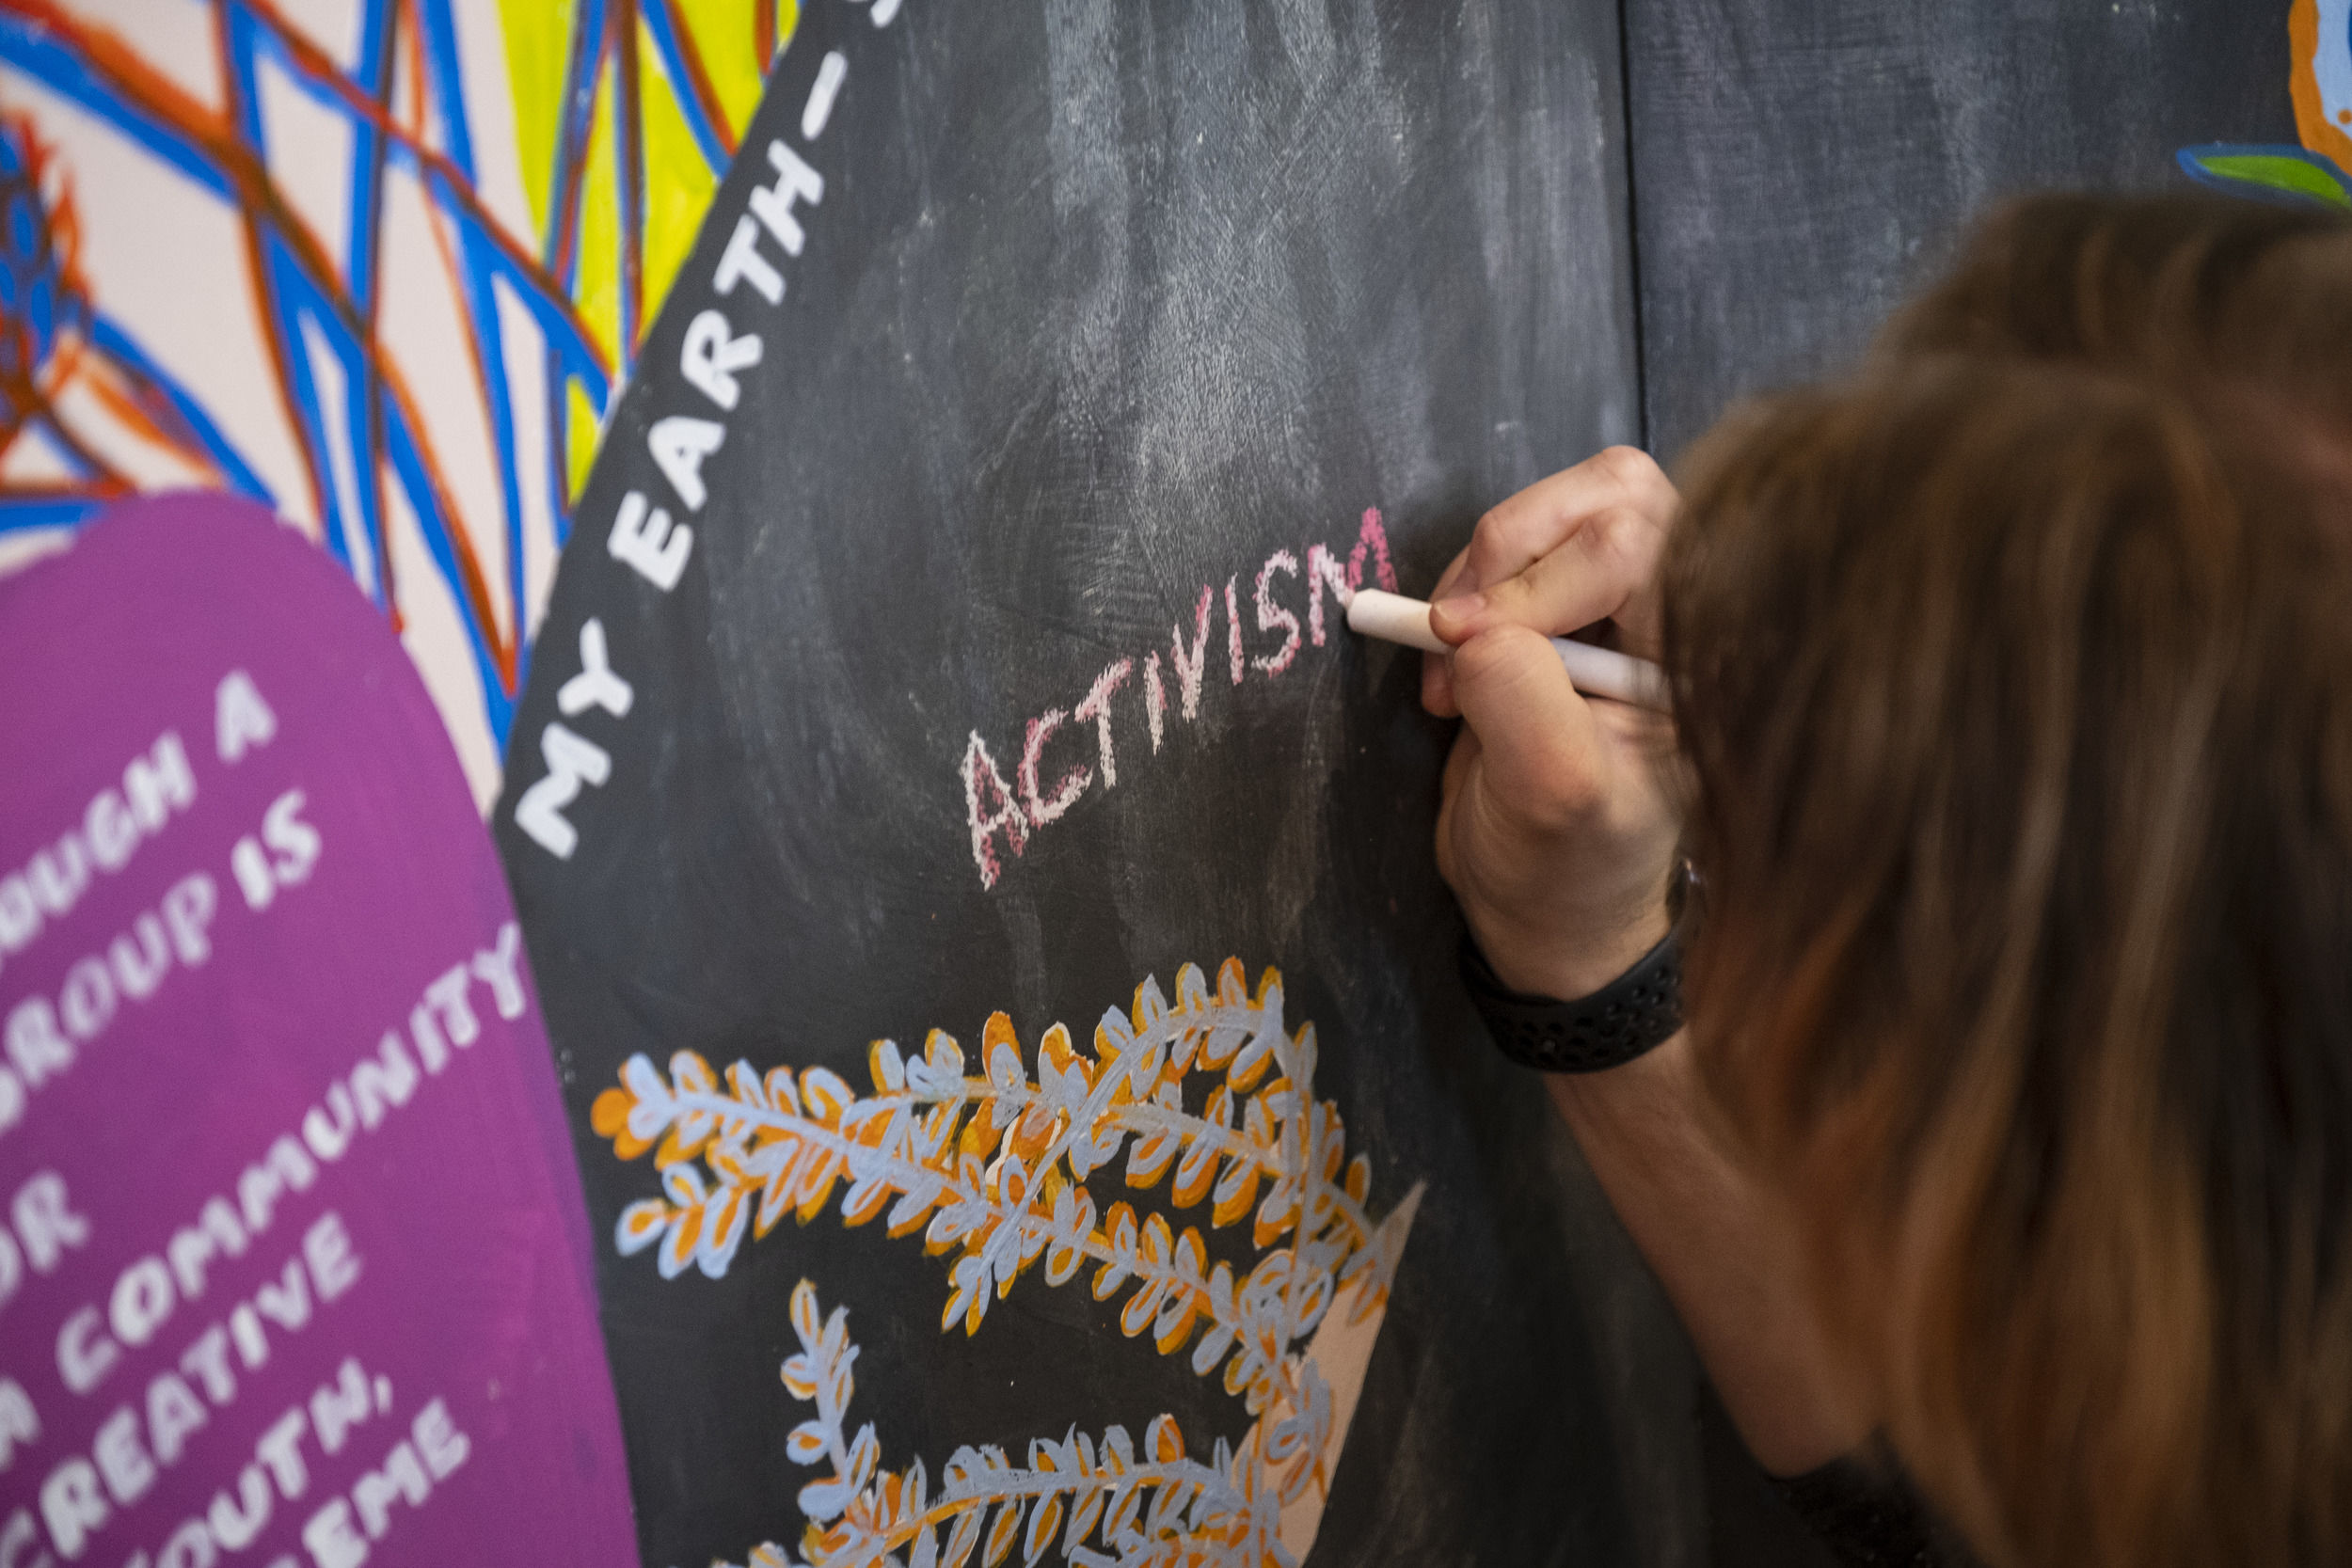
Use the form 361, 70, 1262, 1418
961, 509, 1396, 888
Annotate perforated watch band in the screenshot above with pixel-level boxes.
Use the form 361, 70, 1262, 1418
1460, 918, 1686, 1073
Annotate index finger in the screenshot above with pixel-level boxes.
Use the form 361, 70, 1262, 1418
1457, 447, 1676, 597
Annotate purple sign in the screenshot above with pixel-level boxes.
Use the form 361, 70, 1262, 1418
0, 498, 637, 1568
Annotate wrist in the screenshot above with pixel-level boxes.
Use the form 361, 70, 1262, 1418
1472, 893, 1673, 1001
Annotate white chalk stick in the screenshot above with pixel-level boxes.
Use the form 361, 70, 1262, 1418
1344, 586, 1450, 653
1345, 588, 1671, 712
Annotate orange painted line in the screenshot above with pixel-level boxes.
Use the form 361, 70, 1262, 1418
656, 0, 739, 153
614, 0, 644, 351
548, 12, 612, 296
245, 0, 611, 377
29, 0, 616, 385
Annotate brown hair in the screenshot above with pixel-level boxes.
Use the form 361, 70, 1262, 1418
1662, 194, 2352, 1568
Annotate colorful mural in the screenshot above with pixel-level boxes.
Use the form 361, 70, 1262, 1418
2180, 0, 2352, 209
0, 0, 795, 805
593, 958, 1425, 1568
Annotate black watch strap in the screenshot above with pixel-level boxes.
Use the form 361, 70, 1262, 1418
1461, 917, 1686, 1073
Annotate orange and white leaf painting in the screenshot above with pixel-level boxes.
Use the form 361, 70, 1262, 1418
591, 958, 1424, 1568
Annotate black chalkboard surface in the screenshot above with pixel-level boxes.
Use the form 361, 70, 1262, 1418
1625, 0, 2299, 459
495, 4, 1687, 1566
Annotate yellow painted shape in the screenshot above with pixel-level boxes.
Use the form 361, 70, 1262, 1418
694, 0, 801, 139
565, 377, 602, 504
495, 0, 578, 240
575, 51, 623, 370
638, 18, 720, 327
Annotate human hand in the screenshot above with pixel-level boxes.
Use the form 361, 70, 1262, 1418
1424, 447, 1684, 1000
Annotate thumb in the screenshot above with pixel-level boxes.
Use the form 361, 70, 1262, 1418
1447, 624, 1604, 823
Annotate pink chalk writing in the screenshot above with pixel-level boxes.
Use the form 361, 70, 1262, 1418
1076, 659, 1136, 788
961, 735, 1027, 886
1171, 588, 1212, 722
961, 508, 1395, 888
1224, 578, 1245, 688
1144, 653, 1168, 754
1253, 550, 1303, 676
1021, 708, 1089, 827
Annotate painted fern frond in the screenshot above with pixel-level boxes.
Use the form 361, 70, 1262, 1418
720, 1281, 1295, 1568
592, 959, 1406, 1409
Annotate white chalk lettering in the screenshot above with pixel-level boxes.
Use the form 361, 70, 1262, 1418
559, 620, 633, 720
40, 1456, 105, 1559
1170, 586, 1212, 721
1, 876, 216, 1137
747, 140, 824, 259
647, 415, 724, 512
1253, 549, 1303, 674
215, 670, 278, 762
713, 213, 784, 304
295, 1397, 467, 1568
606, 490, 692, 592
961, 734, 1028, 891
234, 790, 322, 911
513, 722, 612, 860
0, 1381, 38, 1473
1074, 659, 1135, 788
469, 924, 529, 1022
802, 51, 849, 140
1, 733, 197, 978
1144, 652, 1168, 753
679, 310, 762, 411
1019, 708, 1089, 828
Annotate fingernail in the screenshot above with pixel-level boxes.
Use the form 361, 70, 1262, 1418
1431, 591, 1486, 632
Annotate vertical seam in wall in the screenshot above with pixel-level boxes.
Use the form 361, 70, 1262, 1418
1614, 0, 1650, 451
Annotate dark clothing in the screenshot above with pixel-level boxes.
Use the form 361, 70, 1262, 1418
1773, 1457, 1976, 1568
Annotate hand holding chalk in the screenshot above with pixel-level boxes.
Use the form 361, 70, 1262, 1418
1348, 588, 1670, 712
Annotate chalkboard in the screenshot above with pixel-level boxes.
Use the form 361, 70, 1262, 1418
1624, 0, 2301, 458
494, 3, 1704, 1566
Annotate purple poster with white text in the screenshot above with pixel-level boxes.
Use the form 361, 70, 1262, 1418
0, 497, 638, 1568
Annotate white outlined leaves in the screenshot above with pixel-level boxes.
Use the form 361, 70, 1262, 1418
593, 961, 1425, 1568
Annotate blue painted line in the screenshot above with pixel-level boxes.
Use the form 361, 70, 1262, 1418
641, 0, 733, 175
413, 0, 479, 182
0, 16, 235, 199
449, 232, 531, 650
341, 0, 397, 312
221, 5, 271, 155
85, 313, 275, 501
25, 413, 96, 480
382, 404, 516, 741
255, 237, 362, 586
0, 494, 104, 534
544, 0, 612, 280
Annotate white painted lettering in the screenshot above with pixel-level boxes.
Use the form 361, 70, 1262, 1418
647, 416, 723, 513
557, 620, 632, 720
215, 671, 278, 762
606, 490, 692, 592
679, 310, 761, 412
713, 214, 784, 305
513, 723, 612, 861
748, 140, 824, 259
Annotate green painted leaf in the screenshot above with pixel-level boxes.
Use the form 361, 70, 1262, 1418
2190, 152, 2352, 210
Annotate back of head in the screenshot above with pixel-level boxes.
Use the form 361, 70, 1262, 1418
1661, 193, 2352, 1568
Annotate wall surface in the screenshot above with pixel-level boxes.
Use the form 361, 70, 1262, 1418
494, 3, 1706, 1565
7, 4, 2343, 1566
1626, 1, 2302, 460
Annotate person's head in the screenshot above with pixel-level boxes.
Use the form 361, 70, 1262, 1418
1662, 192, 2352, 1568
